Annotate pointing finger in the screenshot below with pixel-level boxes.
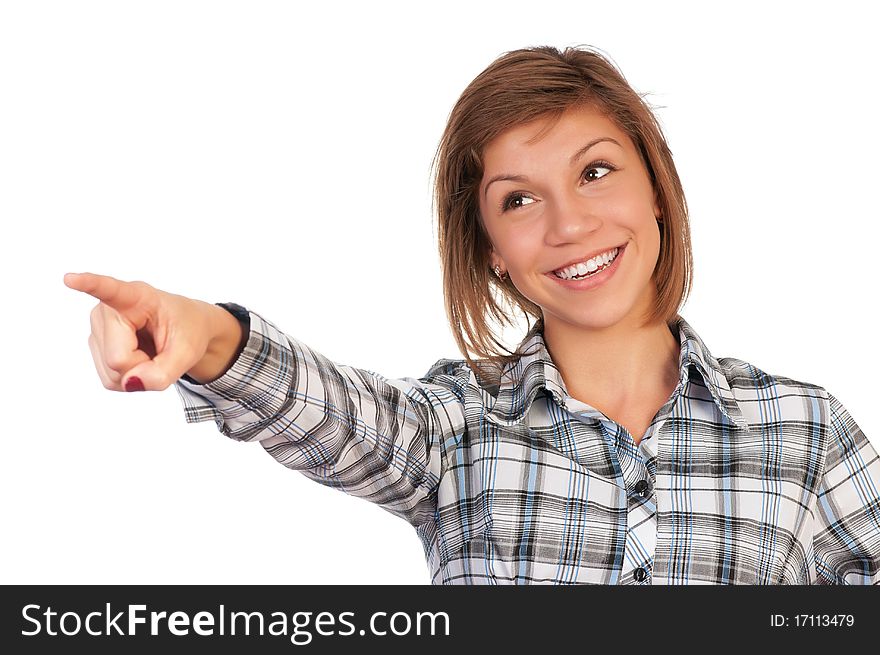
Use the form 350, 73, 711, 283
64, 272, 147, 312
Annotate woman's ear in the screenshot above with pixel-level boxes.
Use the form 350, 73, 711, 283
489, 249, 505, 272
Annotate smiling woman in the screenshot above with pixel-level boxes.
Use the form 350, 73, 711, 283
476, 105, 679, 440
66, 44, 880, 585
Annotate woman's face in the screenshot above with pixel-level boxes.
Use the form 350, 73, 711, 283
478, 104, 663, 332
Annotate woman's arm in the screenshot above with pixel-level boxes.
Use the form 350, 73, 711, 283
174, 306, 467, 529
812, 392, 880, 584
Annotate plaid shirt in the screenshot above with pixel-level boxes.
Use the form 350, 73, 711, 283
174, 304, 880, 585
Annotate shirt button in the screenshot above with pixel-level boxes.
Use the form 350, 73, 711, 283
634, 567, 648, 582
634, 479, 650, 498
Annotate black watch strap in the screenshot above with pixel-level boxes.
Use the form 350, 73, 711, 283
216, 302, 250, 324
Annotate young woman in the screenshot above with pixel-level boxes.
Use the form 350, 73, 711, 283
64, 45, 880, 585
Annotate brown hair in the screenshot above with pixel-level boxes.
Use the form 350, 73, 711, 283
431, 44, 693, 379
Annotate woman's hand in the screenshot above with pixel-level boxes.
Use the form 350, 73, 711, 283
63, 272, 221, 392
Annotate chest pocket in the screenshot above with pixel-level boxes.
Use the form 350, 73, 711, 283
438, 421, 626, 583
485, 455, 625, 581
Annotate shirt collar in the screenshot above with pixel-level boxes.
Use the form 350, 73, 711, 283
485, 316, 749, 430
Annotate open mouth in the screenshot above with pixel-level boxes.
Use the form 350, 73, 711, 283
551, 244, 624, 281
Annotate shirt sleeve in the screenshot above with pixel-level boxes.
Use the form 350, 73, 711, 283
173, 307, 467, 529
812, 391, 880, 584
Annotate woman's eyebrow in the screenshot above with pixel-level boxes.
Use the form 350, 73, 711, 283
568, 136, 622, 165
483, 136, 622, 199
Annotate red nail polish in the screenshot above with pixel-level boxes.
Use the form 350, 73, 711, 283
125, 376, 145, 392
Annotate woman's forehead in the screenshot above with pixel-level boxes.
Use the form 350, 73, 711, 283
481, 107, 632, 174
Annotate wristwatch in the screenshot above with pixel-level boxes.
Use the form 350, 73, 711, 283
178, 302, 251, 385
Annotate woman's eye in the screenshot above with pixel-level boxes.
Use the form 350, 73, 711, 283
501, 194, 534, 212
583, 162, 614, 182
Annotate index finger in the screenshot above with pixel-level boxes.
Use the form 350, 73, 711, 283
63, 272, 144, 311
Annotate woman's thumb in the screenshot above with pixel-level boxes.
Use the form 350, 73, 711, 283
122, 348, 194, 392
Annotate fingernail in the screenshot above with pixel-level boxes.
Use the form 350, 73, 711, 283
125, 377, 145, 392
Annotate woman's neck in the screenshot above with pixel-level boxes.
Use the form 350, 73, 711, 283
542, 311, 681, 413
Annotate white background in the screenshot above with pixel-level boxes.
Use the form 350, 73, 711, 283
1, 0, 877, 584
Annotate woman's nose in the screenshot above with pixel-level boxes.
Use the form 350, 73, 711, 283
543, 191, 602, 241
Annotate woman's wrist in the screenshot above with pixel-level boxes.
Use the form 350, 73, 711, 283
185, 302, 247, 384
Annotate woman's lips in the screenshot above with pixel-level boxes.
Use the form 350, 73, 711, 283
545, 242, 626, 290
548, 243, 626, 276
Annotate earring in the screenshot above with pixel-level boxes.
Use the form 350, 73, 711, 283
494, 265, 507, 281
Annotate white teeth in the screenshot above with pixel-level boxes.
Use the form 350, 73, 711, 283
554, 247, 618, 280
